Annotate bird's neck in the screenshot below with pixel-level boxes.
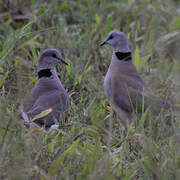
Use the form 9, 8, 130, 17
110, 53, 138, 75
113, 51, 132, 61
38, 67, 57, 79
38, 68, 52, 79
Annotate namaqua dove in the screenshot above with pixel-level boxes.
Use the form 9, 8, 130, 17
20, 49, 70, 130
100, 30, 168, 132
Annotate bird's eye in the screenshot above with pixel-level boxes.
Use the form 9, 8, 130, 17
109, 35, 113, 40
52, 53, 57, 58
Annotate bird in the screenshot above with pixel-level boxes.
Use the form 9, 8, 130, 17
20, 48, 70, 130
100, 30, 168, 133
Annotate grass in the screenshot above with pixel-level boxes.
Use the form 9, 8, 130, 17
0, 0, 180, 179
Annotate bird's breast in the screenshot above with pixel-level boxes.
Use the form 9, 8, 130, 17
31, 78, 65, 97
39, 77, 64, 89
104, 69, 113, 99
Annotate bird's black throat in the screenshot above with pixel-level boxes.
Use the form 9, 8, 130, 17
38, 69, 52, 79
115, 52, 131, 61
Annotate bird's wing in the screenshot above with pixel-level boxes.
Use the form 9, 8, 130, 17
27, 90, 70, 117
113, 73, 163, 114
23, 83, 43, 112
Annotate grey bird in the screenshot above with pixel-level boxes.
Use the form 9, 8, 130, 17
20, 48, 70, 130
100, 30, 168, 132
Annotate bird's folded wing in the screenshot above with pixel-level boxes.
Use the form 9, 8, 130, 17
27, 90, 69, 117
113, 74, 164, 114
114, 86, 164, 114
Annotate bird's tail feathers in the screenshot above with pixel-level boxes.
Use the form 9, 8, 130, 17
19, 104, 30, 123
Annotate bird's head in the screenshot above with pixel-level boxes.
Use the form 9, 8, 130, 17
100, 30, 130, 52
38, 49, 68, 69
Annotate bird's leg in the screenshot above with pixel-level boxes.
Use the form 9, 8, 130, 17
121, 122, 128, 138
107, 107, 114, 147
52, 115, 59, 125
111, 104, 129, 138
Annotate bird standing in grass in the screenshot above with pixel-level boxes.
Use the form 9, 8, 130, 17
100, 30, 168, 133
20, 49, 70, 130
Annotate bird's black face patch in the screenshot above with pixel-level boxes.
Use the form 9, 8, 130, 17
38, 69, 52, 79
115, 52, 131, 61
